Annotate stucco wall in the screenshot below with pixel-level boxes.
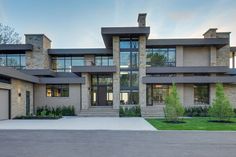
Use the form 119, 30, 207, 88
0, 79, 34, 118
183, 47, 210, 66
34, 84, 81, 114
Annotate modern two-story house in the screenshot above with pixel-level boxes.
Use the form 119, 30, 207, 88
0, 13, 236, 119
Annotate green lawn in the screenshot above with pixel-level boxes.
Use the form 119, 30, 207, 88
147, 117, 236, 131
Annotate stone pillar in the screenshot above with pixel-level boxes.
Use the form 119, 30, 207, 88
25, 34, 51, 69
84, 55, 94, 66
210, 84, 216, 105
139, 36, 146, 108
176, 46, 183, 66
216, 32, 230, 66
176, 83, 184, 105
81, 73, 91, 110
112, 36, 120, 109
210, 46, 217, 66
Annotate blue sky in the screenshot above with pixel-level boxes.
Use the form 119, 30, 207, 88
0, 0, 235, 48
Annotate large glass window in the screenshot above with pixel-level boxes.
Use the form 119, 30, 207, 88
52, 56, 84, 72
95, 56, 113, 66
147, 84, 170, 106
46, 84, 69, 97
91, 74, 113, 106
146, 48, 176, 67
120, 91, 139, 105
120, 39, 139, 49
0, 53, 26, 69
194, 84, 209, 104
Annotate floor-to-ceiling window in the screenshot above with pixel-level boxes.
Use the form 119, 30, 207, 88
120, 38, 139, 105
91, 74, 113, 106
194, 84, 209, 105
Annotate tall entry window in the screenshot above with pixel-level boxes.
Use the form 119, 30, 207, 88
91, 75, 113, 106
146, 48, 176, 67
120, 38, 139, 105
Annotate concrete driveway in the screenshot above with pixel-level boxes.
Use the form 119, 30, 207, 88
0, 130, 236, 157
0, 117, 156, 131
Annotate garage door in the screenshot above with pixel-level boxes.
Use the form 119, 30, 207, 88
0, 90, 9, 120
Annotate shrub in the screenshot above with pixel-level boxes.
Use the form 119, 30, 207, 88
164, 83, 184, 122
184, 106, 209, 117
36, 106, 75, 116
209, 83, 234, 122
119, 106, 141, 117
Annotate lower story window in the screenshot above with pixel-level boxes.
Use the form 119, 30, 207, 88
120, 91, 139, 105
46, 84, 69, 97
147, 84, 170, 106
194, 84, 209, 104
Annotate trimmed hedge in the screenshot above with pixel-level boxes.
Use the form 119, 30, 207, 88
36, 106, 75, 117
184, 106, 209, 117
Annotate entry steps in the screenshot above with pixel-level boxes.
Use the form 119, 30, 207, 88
78, 107, 119, 117
141, 106, 165, 118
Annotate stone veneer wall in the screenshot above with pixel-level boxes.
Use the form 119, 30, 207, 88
224, 84, 236, 108
0, 79, 33, 118
112, 36, 120, 109
25, 34, 51, 69
139, 36, 146, 108
34, 84, 81, 114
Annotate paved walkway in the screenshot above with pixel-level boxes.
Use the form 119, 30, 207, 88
0, 117, 156, 131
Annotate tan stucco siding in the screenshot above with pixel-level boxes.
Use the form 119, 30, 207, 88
183, 47, 210, 66
34, 84, 81, 114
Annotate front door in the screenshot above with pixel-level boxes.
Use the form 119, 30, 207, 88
26, 91, 30, 115
97, 86, 107, 106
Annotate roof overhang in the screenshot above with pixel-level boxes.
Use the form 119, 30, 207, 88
0, 44, 33, 52
146, 66, 229, 74
20, 69, 56, 77
143, 76, 236, 84
48, 48, 112, 56
101, 27, 150, 48
146, 38, 229, 48
72, 66, 116, 74
230, 47, 236, 52
0, 67, 39, 83
39, 77, 85, 84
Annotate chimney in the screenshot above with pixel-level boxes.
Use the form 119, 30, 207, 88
203, 28, 217, 38
137, 13, 147, 27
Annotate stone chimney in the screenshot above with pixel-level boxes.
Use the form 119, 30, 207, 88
25, 34, 51, 69
203, 28, 217, 38
137, 13, 147, 27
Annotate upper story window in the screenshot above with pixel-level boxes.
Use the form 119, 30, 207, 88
0, 53, 26, 69
51, 56, 84, 72
120, 51, 139, 69
146, 48, 176, 67
120, 39, 139, 49
95, 56, 113, 66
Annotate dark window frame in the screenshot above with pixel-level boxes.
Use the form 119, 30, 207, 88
193, 84, 210, 105
0, 53, 26, 69
46, 84, 69, 97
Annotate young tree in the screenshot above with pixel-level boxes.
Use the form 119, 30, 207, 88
164, 83, 184, 122
0, 23, 21, 44
209, 83, 234, 122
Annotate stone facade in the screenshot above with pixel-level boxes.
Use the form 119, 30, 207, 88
139, 36, 147, 108
0, 79, 34, 118
112, 36, 120, 109
25, 34, 51, 69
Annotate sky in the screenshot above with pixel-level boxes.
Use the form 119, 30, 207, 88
0, 0, 236, 48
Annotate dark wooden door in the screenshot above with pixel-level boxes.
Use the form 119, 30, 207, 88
97, 86, 107, 106
26, 91, 30, 115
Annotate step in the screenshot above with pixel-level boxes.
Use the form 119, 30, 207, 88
78, 107, 119, 117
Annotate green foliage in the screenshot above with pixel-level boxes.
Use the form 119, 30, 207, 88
119, 106, 141, 117
36, 106, 75, 117
209, 83, 234, 121
184, 106, 210, 117
164, 83, 184, 122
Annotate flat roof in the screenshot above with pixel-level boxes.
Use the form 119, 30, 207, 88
101, 27, 150, 48
0, 44, 33, 51
48, 48, 112, 56
146, 38, 229, 48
